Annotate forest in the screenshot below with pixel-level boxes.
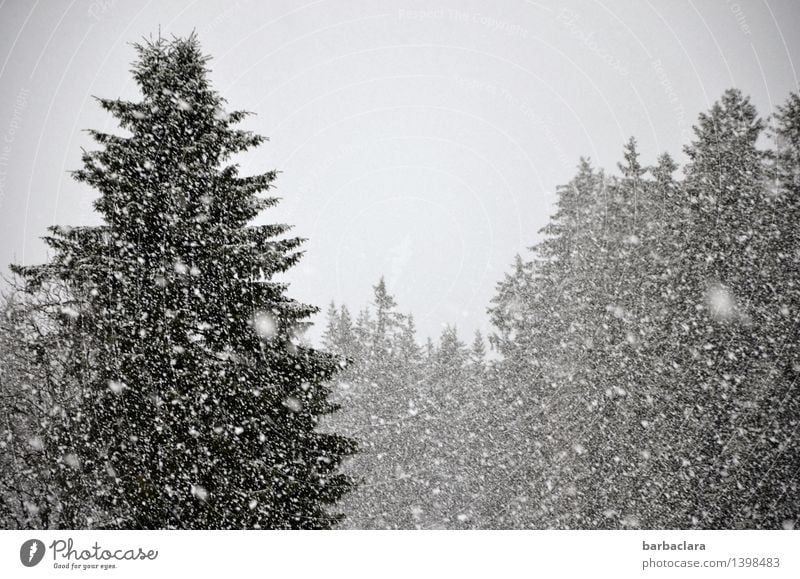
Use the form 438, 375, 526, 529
0, 35, 798, 530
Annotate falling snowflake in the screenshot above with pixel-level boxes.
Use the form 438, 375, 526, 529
191, 485, 208, 501
252, 311, 277, 339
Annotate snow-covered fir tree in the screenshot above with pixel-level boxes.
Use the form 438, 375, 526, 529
10, 35, 355, 529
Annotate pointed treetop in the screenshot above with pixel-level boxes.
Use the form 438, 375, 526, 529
684, 88, 764, 168
470, 329, 486, 363
618, 137, 645, 180
652, 152, 677, 180
372, 276, 397, 311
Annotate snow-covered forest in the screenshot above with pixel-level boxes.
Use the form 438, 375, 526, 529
1, 35, 799, 530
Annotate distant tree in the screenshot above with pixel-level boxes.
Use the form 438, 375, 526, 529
396, 314, 423, 377
488, 253, 533, 359
469, 329, 486, 373
321, 301, 340, 353
353, 308, 373, 371
368, 277, 403, 369
336, 305, 358, 362
321, 302, 357, 366
424, 336, 436, 362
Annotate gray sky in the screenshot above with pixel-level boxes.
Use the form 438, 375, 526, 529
1, 0, 798, 345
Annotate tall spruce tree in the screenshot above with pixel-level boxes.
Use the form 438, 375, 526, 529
569, 139, 654, 528
11, 35, 355, 529
770, 92, 800, 376
742, 93, 800, 529
672, 89, 771, 527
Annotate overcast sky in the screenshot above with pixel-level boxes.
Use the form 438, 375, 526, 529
1, 0, 798, 345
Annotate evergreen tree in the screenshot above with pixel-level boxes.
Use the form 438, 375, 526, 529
336, 305, 357, 362
354, 308, 372, 369
369, 277, 401, 363
631, 151, 696, 527
565, 139, 648, 527
670, 89, 771, 527
434, 325, 468, 383
769, 92, 800, 372
522, 159, 606, 527
469, 329, 486, 372
739, 92, 800, 528
322, 302, 358, 365
396, 314, 422, 375
321, 301, 340, 353
10, 35, 355, 529
487, 253, 533, 360
424, 336, 436, 363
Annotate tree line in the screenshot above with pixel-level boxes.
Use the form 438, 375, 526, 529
484, 89, 800, 529
319, 278, 495, 528
321, 89, 800, 530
